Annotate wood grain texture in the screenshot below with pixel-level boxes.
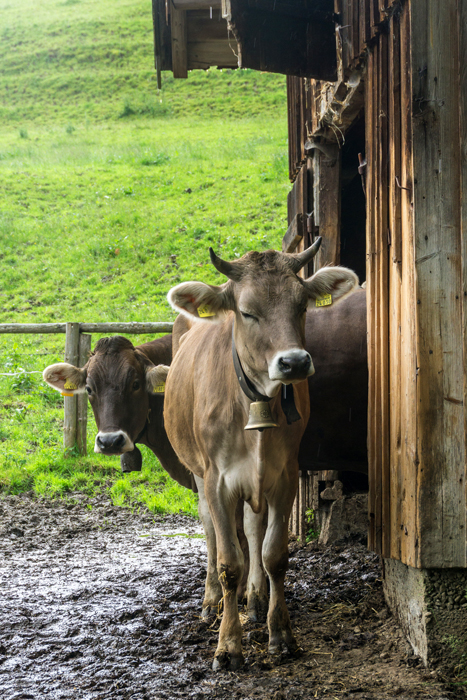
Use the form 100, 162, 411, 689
388, 11, 402, 561
171, 4, 188, 78
411, 0, 465, 567
459, 0, 467, 568
314, 150, 342, 268
398, 1, 418, 567
63, 323, 80, 450
282, 213, 304, 254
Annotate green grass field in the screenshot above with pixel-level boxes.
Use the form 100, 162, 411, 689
0, 0, 290, 514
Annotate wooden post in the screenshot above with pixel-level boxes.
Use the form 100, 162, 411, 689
313, 147, 342, 270
410, 0, 464, 568
171, 3, 188, 78
77, 333, 91, 455
63, 323, 80, 451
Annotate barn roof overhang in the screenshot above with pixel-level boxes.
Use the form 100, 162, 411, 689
151, 0, 337, 86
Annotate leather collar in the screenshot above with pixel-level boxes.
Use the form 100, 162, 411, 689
231, 324, 301, 425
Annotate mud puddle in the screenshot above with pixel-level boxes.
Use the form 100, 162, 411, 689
0, 494, 460, 699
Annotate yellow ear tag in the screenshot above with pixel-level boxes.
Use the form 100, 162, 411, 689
153, 382, 165, 394
61, 392, 74, 397
64, 380, 77, 390
315, 294, 333, 308
198, 304, 215, 318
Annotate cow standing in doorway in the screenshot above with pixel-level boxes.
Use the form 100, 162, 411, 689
163, 242, 358, 670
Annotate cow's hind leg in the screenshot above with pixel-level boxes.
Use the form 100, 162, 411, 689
195, 476, 222, 617
263, 471, 299, 657
205, 471, 244, 671
244, 500, 268, 622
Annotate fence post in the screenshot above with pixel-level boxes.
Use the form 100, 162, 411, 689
63, 323, 80, 451
77, 333, 91, 455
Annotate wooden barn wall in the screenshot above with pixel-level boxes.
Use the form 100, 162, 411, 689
366, 0, 467, 568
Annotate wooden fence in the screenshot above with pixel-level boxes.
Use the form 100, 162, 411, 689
0, 322, 173, 454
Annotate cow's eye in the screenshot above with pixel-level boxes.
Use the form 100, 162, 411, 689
241, 311, 257, 321
132, 381, 140, 391
85, 386, 92, 396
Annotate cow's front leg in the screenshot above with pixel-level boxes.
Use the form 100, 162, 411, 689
194, 476, 222, 617
205, 470, 244, 671
263, 469, 299, 657
244, 499, 268, 622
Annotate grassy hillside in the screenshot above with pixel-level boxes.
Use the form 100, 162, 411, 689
0, 0, 289, 513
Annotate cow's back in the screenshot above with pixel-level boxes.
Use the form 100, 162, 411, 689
299, 288, 368, 473
137, 334, 172, 365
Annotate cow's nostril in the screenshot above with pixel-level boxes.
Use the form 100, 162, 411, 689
96, 435, 106, 449
278, 354, 311, 375
113, 433, 126, 449
97, 432, 127, 451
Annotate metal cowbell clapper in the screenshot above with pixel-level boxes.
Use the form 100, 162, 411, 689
244, 400, 279, 431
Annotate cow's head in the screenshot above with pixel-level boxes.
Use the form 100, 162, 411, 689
168, 242, 358, 397
43, 336, 169, 454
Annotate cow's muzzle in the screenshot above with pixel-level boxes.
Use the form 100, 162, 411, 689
269, 349, 314, 382
94, 430, 134, 454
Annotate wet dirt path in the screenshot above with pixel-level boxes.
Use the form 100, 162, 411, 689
0, 494, 459, 700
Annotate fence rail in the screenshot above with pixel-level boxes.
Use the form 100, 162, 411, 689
0, 322, 174, 334
0, 321, 174, 454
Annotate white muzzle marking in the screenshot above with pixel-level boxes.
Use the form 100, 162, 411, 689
94, 430, 134, 454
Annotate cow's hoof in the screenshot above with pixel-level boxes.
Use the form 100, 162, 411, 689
212, 651, 244, 672
268, 636, 300, 658
246, 594, 268, 623
201, 605, 218, 619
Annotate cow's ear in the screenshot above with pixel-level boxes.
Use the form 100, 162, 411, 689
145, 365, 170, 395
43, 363, 87, 395
167, 281, 232, 322
304, 267, 359, 308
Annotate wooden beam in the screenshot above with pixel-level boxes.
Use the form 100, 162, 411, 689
313, 148, 341, 269
411, 0, 464, 568
228, 6, 337, 80
459, 0, 467, 571
0, 322, 173, 334
173, 0, 221, 8
282, 213, 304, 253
187, 40, 238, 69
171, 4, 188, 78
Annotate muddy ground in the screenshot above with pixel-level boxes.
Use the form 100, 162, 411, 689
0, 494, 462, 700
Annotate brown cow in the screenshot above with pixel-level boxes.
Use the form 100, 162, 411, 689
42, 335, 249, 619
163, 242, 358, 670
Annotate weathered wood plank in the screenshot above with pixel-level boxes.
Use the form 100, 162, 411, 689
377, 30, 390, 558
398, 1, 418, 567
459, 0, 467, 568
314, 149, 341, 269
171, 5, 188, 78
366, 46, 377, 551
411, 0, 464, 568
282, 213, 304, 254
388, 11, 403, 561
187, 12, 231, 40
187, 40, 238, 68
64, 323, 79, 451
173, 0, 221, 8
0, 322, 174, 334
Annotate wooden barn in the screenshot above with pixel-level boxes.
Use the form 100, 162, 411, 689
151, 0, 467, 665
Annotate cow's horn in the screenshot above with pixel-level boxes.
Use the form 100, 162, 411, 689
209, 248, 242, 281
289, 237, 322, 273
